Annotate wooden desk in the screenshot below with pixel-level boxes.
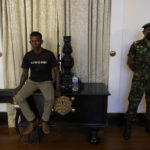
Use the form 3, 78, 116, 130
0, 83, 110, 144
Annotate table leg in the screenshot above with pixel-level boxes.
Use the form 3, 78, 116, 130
88, 128, 100, 145
15, 108, 22, 137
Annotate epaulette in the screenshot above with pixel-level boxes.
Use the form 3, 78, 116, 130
133, 40, 143, 45
133, 39, 146, 49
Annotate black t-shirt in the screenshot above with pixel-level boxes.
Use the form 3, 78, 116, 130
21, 49, 58, 82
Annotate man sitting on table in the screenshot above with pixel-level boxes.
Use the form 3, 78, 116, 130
14, 31, 61, 135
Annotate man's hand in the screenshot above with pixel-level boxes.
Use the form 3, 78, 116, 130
52, 66, 61, 97
14, 86, 22, 96
127, 56, 135, 72
14, 68, 28, 96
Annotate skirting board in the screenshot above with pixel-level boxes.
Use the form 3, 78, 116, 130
106, 113, 145, 127
0, 112, 146, 127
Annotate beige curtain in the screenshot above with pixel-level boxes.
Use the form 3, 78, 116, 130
2, 0, 65, 127
2, 0, 65, 88
65, 0, 111, 84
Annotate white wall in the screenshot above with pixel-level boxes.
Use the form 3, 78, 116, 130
0, 51, 6, 112
0, 25, 4, 89
108, 0, 124, 112
0, 11, 6, 111
0, 40, 6, 112
0, 30, 4, 88
108, 0, 150, 113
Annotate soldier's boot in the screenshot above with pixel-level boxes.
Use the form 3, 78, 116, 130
123, 120, 132, 140
145, 119, 150, 133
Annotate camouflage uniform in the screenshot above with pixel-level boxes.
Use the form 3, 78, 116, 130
125, 39, 150, 121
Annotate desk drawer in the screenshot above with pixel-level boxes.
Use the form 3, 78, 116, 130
51, 95, 108, 124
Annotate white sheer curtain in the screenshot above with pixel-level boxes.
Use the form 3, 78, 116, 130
2, 0, 65, 127
2, 0, 65, 88
65, 0, 111, 84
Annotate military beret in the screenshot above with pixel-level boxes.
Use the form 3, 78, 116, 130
142, 23, 150, 30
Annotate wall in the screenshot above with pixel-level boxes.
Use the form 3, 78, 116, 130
0, 3, 6, 111
108, 0, 150, 113
108, 0, 124, 112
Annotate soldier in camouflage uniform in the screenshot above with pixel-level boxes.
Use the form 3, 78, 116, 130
123, 23, 150, 140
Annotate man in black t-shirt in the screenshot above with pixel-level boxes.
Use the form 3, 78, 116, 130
14, 31, 61, 135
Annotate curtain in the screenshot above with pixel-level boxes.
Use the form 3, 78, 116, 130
2, 0, 65, 127
2, 0, 65, 88
65, 0, 111, 84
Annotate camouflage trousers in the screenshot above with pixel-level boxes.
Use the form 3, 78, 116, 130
125, 72, 150, 121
